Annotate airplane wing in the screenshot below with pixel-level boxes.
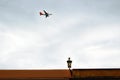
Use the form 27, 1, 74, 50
43, 10, 47, 14
43, 10, 49, 17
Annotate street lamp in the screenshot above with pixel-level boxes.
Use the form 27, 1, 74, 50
67, 57, 72, 69
67, 57, 72, 77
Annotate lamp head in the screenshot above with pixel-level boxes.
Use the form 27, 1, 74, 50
67, 57, 72, 69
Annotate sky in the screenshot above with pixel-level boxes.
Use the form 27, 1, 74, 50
0, 0, 120, 69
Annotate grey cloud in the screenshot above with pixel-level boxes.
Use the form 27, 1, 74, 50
0, 0, 120, 69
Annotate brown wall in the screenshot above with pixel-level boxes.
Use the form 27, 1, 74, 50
73, 69, 120, 78
0, 70, 71, 79
1, 69, 120, 79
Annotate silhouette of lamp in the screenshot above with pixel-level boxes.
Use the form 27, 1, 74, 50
67, 57, 72, 77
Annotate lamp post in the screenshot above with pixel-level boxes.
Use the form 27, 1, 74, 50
67, 57, 72, 77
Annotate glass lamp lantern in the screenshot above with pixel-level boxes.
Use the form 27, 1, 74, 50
67, 57, 72, 69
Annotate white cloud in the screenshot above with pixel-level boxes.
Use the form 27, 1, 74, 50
0, 0, 120, 69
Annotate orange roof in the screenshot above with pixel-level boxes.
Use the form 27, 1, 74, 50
0, 70, 71, 79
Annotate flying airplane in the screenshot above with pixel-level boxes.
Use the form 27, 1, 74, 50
40, 10, 52, 18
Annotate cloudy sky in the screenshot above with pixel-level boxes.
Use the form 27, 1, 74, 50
0, 0, 120, 69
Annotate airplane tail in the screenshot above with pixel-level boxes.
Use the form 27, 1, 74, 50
40, 12, 44, 15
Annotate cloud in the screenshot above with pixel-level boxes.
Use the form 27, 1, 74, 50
0, 0, 120, 69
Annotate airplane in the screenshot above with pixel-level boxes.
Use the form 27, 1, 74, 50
40, 10, 52, 18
